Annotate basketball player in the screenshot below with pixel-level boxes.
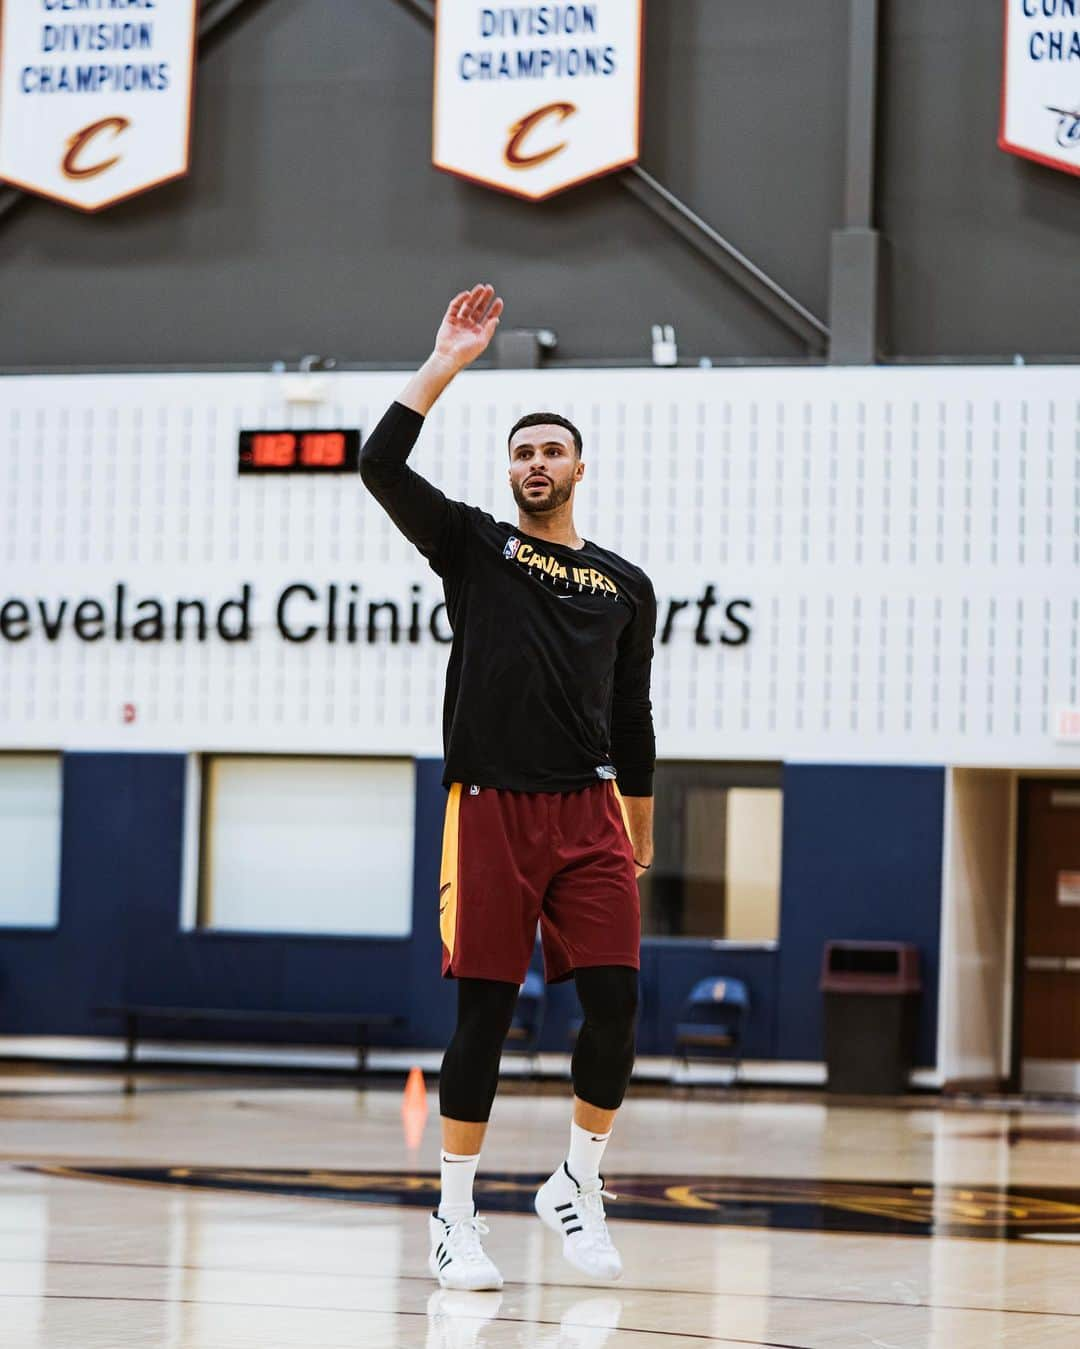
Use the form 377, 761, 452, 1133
360, 284, 656, 1290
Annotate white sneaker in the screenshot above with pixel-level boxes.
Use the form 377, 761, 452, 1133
428, 1210, 504, 1291
534, 1163, 623, 1282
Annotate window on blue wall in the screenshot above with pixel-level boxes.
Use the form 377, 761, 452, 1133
639, 762, 783, 942
198, 756, 414, 937
0, 754, 62, 929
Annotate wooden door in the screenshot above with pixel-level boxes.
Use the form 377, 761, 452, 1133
1019, 781, 1080, 1092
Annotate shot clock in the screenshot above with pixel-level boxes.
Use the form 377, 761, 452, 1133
238, 429, 361, 474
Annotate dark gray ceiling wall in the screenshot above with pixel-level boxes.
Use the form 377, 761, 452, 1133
879, 0, 1078, 359
0, 0, 1074, 369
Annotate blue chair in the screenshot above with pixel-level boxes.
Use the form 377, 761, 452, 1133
674, 977, 750, 1079
505, 969, 546, 1073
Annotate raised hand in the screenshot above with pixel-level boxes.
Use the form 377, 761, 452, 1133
394, 284, 506, 416
433, 284, 504, 371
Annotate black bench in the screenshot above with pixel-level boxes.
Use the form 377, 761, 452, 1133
94, 1005, 405, 1090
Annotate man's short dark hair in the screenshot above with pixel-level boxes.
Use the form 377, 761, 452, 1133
507, 412, 583, 459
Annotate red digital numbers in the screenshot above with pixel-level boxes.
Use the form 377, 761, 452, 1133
299, 432, 346, 467
251, 432, 297, 468
241, 428, 355, 473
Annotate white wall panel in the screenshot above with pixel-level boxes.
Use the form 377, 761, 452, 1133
202, 756, 414, 938
0, 366, 1077, 767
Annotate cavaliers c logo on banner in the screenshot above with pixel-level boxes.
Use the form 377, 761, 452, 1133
504, 102, 577, 169
0, 0, 199, 211
62, 117, 131, 181
433, 0, 644, 201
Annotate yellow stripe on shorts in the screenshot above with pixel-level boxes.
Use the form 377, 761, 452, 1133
439, 782, 462, 958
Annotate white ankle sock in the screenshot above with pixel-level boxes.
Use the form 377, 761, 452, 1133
438, 1151, 480, 1223
566, 1120, 611, 1184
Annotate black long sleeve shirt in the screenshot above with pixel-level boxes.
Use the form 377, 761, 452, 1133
360, 401, 656, 796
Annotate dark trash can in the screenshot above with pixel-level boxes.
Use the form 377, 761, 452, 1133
820, 941, 921, 1095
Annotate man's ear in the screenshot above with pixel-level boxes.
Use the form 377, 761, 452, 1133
575, 460, 586, 482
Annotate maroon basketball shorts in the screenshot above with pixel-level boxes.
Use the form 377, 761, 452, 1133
438, 780, 641, 984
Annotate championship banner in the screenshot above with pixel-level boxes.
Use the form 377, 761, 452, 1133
0, 0, 198, 212
999, 0, 1080, 176
433, 2, 644, 200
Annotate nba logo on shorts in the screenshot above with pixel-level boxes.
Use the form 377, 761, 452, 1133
503, 536, 521, 560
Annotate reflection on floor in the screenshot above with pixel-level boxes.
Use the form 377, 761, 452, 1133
2, 1067, 1079, 1347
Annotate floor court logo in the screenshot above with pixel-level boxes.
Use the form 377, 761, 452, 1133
23, 1164, 1080, 1243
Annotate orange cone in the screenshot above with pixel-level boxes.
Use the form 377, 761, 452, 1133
401, 1065, 429, 1150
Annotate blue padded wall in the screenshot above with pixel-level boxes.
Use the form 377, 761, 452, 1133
775, 764, 945, 1067
0, 755, 945, 1072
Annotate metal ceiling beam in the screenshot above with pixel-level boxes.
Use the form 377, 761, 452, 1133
842, 0, 879, 230
828, 0, 883, 364
395, 0, 436, 22
619, 166, 829, 352
0, 0, 269, 226
0, 187, 20, 225
392, 0, 828, 353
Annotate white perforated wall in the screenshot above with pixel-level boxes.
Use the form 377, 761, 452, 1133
1, 366, 1077, 767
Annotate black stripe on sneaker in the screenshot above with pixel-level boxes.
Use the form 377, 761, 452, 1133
554, 1201, 574, 1212
564, 1224, 583, 1234
439, 1253, 451, 1269
560, 1212, 577, 1225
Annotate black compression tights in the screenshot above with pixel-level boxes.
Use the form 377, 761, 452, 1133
570, 965, 640, 1111
438, 966, 639, 1123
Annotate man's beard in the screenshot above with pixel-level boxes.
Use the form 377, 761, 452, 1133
511, 474, 574, 516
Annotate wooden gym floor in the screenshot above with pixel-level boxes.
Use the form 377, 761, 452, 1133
1, 1066, 1079, 1347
